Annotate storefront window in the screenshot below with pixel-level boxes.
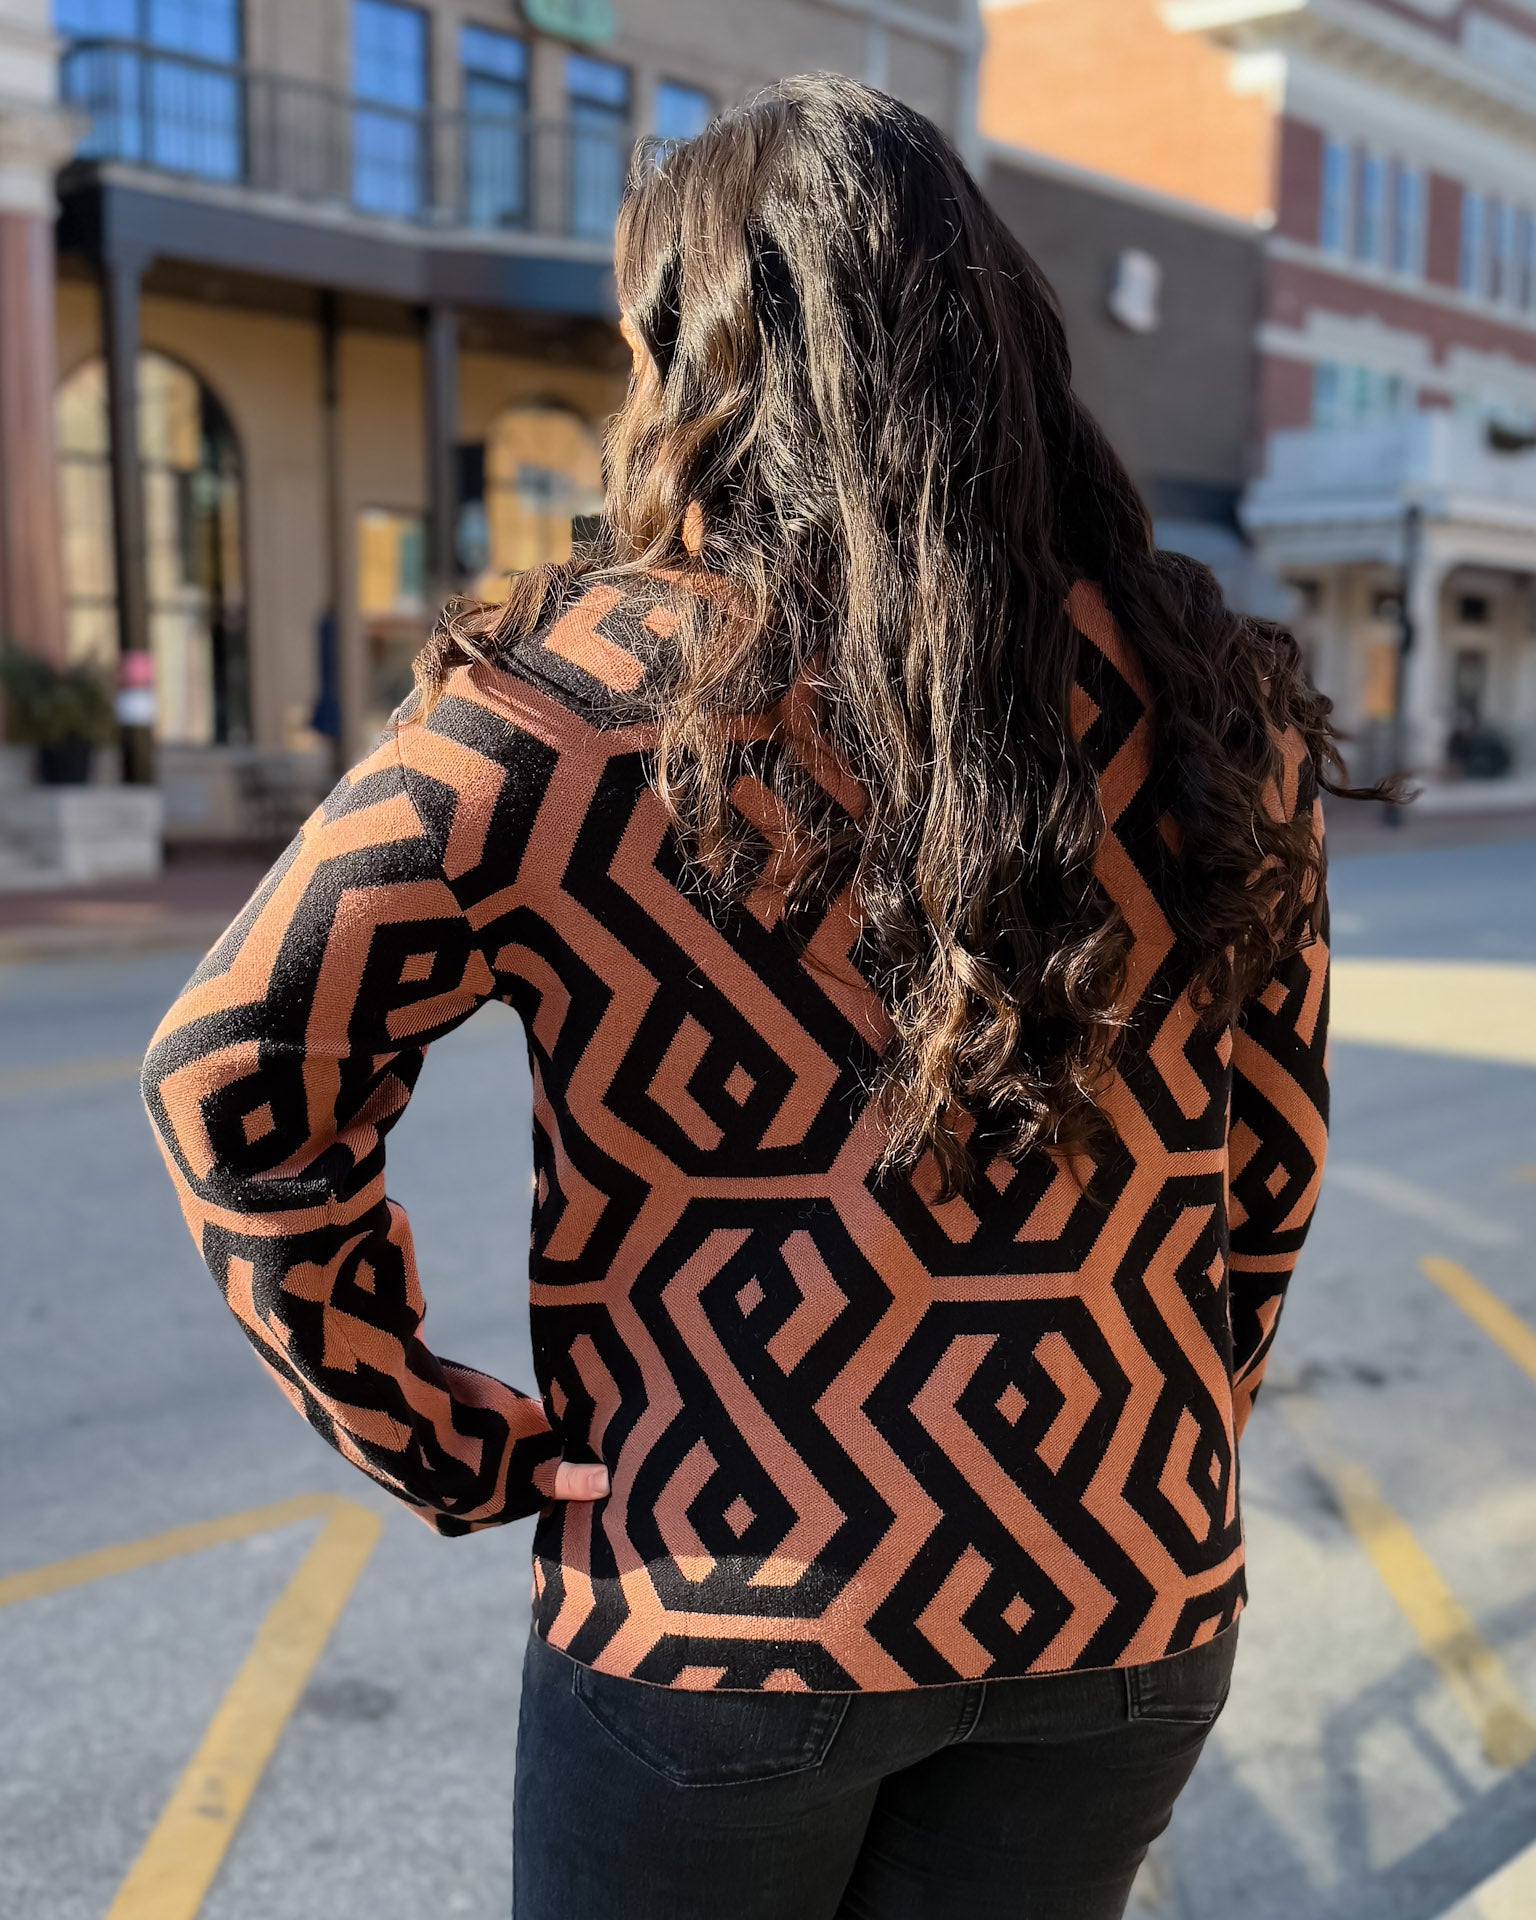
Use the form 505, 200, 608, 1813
56, 350, 249, 746
470, 405, 604, 598
357, 507, 426, 619
357, 507, 426, 719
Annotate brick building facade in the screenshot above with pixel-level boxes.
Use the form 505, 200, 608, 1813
984, 0, 1536, 780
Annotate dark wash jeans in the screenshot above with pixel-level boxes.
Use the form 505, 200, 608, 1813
512, 1619, 1238, 1920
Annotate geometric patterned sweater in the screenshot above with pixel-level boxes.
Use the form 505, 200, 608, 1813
140, 573, 1329, 1693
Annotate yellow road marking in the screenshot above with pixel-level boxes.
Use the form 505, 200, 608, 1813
1330, 960, 1536, 1067
1370, 1253, 1536, 1916
1279, 1393, 1536, 1770
1422, 1258, 1536, 1388
0, 1053, 144, 1097
1436, 1835, 1536, 1919
104, 1499, 381, 1920
0, 1494, 337, 1609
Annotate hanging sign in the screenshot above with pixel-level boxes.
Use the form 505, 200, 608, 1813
521, 0, 615, 44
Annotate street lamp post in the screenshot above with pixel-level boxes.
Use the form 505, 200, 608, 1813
1387, 496, 1422, 825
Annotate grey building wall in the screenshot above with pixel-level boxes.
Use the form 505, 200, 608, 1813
982, 142, 1265, 529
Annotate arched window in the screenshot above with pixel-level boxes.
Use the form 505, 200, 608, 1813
468, 403, 604, 600
57, 350, 249, 745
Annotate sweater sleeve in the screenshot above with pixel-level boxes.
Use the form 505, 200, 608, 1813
1225, 755, 1331, 1442
139, 717, 562, 1532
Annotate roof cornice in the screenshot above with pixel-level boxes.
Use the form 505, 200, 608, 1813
1167, 0, 1536, 141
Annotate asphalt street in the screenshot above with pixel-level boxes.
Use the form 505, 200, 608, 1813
4, 821, 1536, 1920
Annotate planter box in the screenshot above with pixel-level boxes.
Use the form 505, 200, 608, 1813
0, 784, 164, 882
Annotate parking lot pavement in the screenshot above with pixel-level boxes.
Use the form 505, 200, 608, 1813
4, 826, 1536, 1920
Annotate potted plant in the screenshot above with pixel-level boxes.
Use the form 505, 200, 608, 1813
0, 644, 117, 785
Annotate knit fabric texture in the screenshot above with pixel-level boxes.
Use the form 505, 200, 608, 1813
141, 573, 1329, 1692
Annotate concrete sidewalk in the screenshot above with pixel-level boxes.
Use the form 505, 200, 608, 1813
1326, 802, 1536, 856
0, 852, 270, 965
1, 799, 1534, 968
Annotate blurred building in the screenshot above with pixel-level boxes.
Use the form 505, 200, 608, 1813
984, 0, 1536, 778
983, 145, 1283, 621
2, 0, 983, 841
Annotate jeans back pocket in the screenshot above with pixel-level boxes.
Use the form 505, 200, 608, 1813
571, 1660, 850, 1788
1125, 1623, 1239, 1727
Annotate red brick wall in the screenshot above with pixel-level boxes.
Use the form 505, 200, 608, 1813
1426, 172, 1463, 287
1259, 353, 1314, 435
979, 0, 1276, 222
1275, 118, 1323, 245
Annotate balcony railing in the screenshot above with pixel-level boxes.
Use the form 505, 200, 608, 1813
1243, 413, 1536, 530
61, 38, 633, 243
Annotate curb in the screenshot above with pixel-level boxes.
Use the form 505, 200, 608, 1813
0, 914, 231, 967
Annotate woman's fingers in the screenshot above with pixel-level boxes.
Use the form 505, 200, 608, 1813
553, 1460, 611, 1502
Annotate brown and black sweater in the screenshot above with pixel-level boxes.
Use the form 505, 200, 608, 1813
141, 573, 1328, 1693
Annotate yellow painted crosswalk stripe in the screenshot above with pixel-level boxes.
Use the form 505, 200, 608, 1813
0, 1494, 337, 1609
104, 1500, 381, 1920
1414, 1254, 1536, 1919
1422, 1257, 1536, 1388
2, 1495, 380, 1920
1437, 1839, 1536, 1920
1435, 1836, 1536, 1920
1278, 1393, 1536, 1770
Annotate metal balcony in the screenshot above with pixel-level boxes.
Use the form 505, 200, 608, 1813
60, 38, 634, 244
1243, 412, 1536, 536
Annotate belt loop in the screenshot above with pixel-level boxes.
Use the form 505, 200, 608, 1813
953, 1680, 986, 1744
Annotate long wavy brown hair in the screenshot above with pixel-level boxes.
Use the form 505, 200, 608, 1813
411, 73, 1384, 1199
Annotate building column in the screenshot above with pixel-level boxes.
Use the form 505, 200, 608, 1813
0, 1, 79, 676
422, 301, 459, 623
0, 210, 67, 668
316, 291, 352, 775
1400, 541, 1445, 776
100, 247, 154, 785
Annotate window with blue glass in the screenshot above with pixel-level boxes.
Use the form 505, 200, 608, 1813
566, 52, 630, 241
1390, 164, 1423, 277
1312, 361, 1411, 432
57, 0, 242, 182
1487, 197, 1516, 304
352, 0, 429, 218
1318, 137, 1351, 254
1460, 189, 1486, 297
653, 79, 711, 144
1353, 152, 1385, 264
462, 25, 528, 229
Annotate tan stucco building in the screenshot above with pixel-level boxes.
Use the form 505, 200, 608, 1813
6, 0, 982, 839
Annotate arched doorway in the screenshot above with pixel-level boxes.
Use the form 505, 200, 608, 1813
57, 350, 249, 745
467, 403, 605, 600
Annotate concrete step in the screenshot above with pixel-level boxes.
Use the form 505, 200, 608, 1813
0, 840, 66, 893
